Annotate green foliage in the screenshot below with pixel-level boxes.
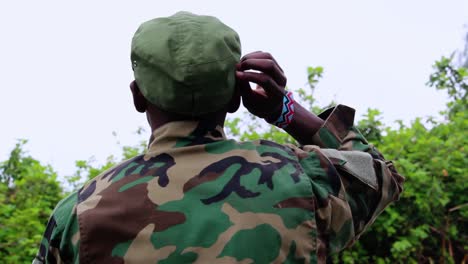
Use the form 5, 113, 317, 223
66, 129, 149, 188
427, 55, 468, 117
299, 66, 335, 114
356, 108, 384, 143
0, 140, 63, 263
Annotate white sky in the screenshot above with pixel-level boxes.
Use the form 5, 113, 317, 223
1, 0, 467, 177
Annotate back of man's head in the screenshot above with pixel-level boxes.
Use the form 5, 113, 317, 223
131, 11, 242, 117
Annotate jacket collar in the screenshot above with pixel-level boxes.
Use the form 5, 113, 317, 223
147, 120, 227, 154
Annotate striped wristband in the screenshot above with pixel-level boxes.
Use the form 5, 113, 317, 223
269, 91, 295, 128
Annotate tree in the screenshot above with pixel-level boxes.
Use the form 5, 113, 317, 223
457, 29, 468, 69
0, 140, 63, 263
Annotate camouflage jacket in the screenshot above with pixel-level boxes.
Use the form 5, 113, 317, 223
34, 105, 404, 264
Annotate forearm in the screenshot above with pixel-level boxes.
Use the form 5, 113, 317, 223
283, 102, 324, 145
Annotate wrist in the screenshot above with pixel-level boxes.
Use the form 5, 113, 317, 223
264, 105, 283, 123
265, 91, 295, 128
284, 103, 324, 145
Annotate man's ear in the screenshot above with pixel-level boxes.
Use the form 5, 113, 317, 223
227, 86, 241, 113
130, 81, 147, 113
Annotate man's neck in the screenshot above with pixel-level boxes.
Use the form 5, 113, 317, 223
146, 107, 227, 132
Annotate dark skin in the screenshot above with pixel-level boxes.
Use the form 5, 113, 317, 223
130, 51, 324, 145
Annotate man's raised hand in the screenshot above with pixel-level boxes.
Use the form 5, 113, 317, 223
235, 51, 287, 121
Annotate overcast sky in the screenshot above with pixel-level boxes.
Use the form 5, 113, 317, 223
1, 0, 467, 177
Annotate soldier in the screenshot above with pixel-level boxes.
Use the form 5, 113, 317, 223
34, 11, 404, 264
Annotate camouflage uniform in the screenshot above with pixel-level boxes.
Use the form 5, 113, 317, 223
34, 105, 404, 264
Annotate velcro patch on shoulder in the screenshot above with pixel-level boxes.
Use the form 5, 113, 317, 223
319, 149, 378, 190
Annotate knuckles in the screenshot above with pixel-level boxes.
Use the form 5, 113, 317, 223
238, 51, 287, 88
257, 74, 271, 85
264, 59, 275, 70
263, 52, 273, 59
240, 59, 276, 71
280, 77, 287, 86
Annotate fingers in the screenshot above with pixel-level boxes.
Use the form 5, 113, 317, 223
235, 53, 286, 119
241, 50, 263, 59
235, 73, 253, 97
235, 71, 284, 97
130, 80, 136, 89
238, 58, 286, 86
240, 51, 284, 72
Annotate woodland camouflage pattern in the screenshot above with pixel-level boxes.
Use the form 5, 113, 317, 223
34, 105, 404, 264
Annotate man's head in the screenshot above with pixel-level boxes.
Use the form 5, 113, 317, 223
130, 12, 242, 128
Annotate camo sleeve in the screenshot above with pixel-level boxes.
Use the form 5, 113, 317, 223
33, 191, 80, 264
295, 104, 405, 257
